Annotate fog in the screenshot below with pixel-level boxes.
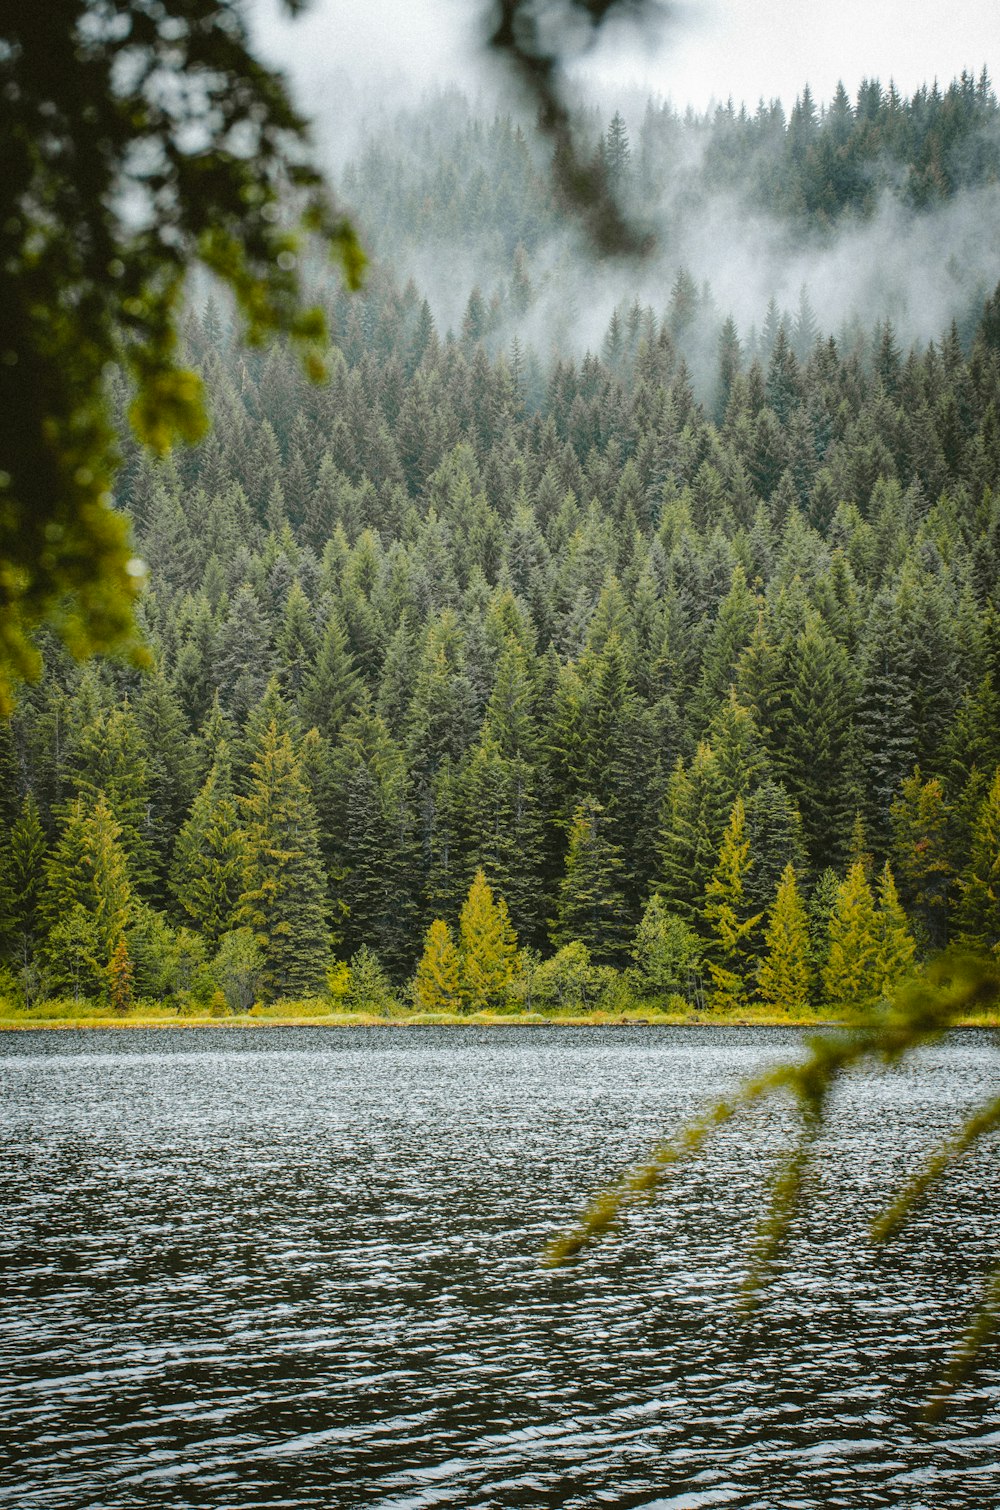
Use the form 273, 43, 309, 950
245, 1, 1000, 368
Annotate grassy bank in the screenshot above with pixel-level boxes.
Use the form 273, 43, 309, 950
2, 998, 997, 1031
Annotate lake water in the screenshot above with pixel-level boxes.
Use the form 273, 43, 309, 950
1, 1025, 998, 1509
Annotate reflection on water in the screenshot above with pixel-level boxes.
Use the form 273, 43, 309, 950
0, 1025, 997, 1508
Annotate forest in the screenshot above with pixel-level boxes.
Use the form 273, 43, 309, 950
2, 73, 1000, 1019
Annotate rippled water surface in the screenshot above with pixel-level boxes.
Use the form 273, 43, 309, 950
1, 1025, 998, 1509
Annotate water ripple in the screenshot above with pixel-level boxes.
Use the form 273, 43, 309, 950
1, 1025, 997, 1507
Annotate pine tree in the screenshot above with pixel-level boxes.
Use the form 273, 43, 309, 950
237, 722, 330, 999
0, 795, 45, 970
134, 670, 196, 906
42, 794, 133, 997
107, 937, 134, 1014
458, 869, 519, 1010
658, 744, 730, 928
890, 768, 952, 948
299, 608, 362, 742
552, 797, 631, 964
956, 765, 1000, 954
630, 894, 703, 1000
413, 918, 462, 1013
756, 863, 812, 1011
703, 797, 762, 1012
68, 703, 156, 891
873, 860, 916, 995
172, 743, 245, 946
822, 861, 880, 1004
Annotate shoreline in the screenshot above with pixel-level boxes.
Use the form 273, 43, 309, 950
2, 1008, 997, 1031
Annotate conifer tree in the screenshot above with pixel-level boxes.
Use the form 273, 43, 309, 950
172, 743, 245, 946
42, 795, 133, 998
658, 744, 730, 928
0, 795, 45, 969
460, 732, 546, 945
107, 937, 134, 1015
890, 769, 952, 948
873, 860, 916, 994
756, 863, 812, 1011
134, 670, 196, 906
703, 797, 762, 1011
822, 861, 880, 1004
413, 918, 462, 1013
630, 894, 703, 1000
458, 869, 519, 1010
237, 722, 330, 999
956, 765, 1000, 954
68, 704, 155, 891
299, 608, 362, 742
552, 797, 631, 964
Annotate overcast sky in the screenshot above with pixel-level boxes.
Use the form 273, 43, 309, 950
251, 0, 998, 122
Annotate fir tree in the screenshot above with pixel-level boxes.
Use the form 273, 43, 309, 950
0, 795, 45, 970
956, 765, 1000, 954
630, 894, 703, 1001
703, 797, 763, 1011
237, 722, 330, 999
42, 795, 133, 997
552, 797, 631, 964
172, 743, 245, 946
757, 863, 812, 1011
890, 769, 952, 948
413, 918, 462, 1013
107, 937, 134, 1015
822, 861, 880, 1004
458, 869, 519, 1010
873, 860, 916, 995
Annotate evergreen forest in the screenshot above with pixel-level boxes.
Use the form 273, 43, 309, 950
3, 75, 1000, 1019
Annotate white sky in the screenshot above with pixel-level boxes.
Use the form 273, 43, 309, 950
252, 0, 999, 121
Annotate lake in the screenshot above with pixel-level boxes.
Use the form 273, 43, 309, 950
1, 1025, 997, 1508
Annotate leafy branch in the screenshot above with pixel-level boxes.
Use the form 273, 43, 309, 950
544, 952, 1000, 1414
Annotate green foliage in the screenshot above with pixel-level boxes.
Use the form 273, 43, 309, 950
413, 918, 462, 1013
237, 721, 330, 1000
703, 797, 762, 1011
552, 797, 631, 964
41, 793, 133, 997
172, 743, 245, 946
0, 0, 364, 712
956, 765, 1000, 954
458, 868, 520, 1010
529, 941, 598, 1011
107, 937, 134, 1015
344, 946, 397, 1016
214, 927, 265, 1014
822, 860, 880, 1003
756, 863, 812, 1011
630, 894, 703, 1000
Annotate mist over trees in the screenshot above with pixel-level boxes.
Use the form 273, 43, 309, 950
2, 74, 1000, 1014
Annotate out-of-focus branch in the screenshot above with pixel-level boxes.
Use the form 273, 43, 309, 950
486, 0, 663, 256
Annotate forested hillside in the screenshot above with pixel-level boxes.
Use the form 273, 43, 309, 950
2, 78, 1000, 1016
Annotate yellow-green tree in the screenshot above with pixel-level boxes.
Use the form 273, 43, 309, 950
703, 797, 762, 1011
757, 863, 812, 1011
873, 861, 916, 995
458, 869, 519, 1011
822, 860, 880, 1003
413, 918, 462, 1013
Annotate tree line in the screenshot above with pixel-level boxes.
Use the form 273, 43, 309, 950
2, 88, 1000, 1014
